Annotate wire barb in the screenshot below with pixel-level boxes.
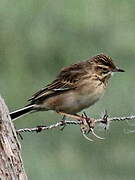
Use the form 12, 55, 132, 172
60, 115, 67, 131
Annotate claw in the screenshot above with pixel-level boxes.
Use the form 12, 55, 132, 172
82, 131, 94, 142
91, 129, 104, 140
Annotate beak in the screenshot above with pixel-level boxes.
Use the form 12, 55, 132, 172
113, 67, 125, 72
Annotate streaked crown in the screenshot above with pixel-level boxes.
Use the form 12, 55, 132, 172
90, 54, 124, 75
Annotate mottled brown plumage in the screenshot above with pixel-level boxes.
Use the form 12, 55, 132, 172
10, 53, 124, 120
28, 61, 89, 103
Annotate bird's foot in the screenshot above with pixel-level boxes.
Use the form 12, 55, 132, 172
81, 112, 104, 141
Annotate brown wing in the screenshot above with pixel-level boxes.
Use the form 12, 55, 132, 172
28, 62, 87, 104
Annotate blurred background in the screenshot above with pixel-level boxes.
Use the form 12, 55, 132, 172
1, 0, 135, 179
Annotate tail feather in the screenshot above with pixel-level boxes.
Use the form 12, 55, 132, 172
10, 105, 34, 120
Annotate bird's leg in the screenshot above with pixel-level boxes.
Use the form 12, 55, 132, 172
57, 111, 81, 131
57, 111, 82, 121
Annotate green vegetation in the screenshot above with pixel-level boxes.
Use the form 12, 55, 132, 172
1, 0, 135, 179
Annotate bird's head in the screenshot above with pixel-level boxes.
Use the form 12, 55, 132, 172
90, 54, 124, 81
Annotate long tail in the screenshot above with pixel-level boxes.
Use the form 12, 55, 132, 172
10, 105, 34, 121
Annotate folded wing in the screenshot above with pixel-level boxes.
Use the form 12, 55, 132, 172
28, 62, 87, 104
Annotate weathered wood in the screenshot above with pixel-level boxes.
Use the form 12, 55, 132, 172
0, 96, 28, 180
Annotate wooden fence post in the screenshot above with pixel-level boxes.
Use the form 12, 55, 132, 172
0, 96, 28, 180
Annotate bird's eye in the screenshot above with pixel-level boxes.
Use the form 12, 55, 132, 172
102, 67, 107, 71
102, 68, 109, 74
97, 66, 109, 73
102, 68, 108, 72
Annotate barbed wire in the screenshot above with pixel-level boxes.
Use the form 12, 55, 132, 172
16, 112, 135, 141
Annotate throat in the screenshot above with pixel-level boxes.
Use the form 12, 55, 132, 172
98, 74, 111, 86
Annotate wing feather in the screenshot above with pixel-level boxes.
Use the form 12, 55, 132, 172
28, 62, 88, 103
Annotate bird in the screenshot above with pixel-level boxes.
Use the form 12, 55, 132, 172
10, 53, 124, 121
